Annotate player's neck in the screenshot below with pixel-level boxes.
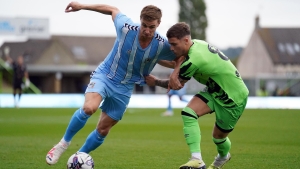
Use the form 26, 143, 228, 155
186, 41, 194, 54
139, 36, 152, 49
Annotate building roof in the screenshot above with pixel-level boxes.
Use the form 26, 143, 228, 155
0, 35, 116, 66
0, 39, 51, 64
257, 27, 300, 65
52, 35, 116, 65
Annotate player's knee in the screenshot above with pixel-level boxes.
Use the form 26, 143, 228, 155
82, 104, 98, 115
212, 124, 232, 139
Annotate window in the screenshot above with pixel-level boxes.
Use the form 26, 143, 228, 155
294, 43, 300, 53
286, 43, 295, 55
72, 46, 86, 59
278, 43, 285, 53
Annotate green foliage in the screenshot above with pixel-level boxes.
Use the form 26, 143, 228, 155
0, 108, 299, 168
178, 0, 208, 40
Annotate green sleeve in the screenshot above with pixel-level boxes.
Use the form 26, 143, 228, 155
179, 60, 198, 81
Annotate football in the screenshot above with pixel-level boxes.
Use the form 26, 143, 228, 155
67, 152, 94, 169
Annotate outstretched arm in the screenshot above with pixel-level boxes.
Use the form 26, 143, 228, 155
65, 1, 120, 21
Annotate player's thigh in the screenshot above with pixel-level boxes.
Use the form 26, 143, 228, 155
213, 97, 248, 137
187, 92, 213, 117
83, 92, 102, 115
83, 77, 108, 115
100, 93, 130, 121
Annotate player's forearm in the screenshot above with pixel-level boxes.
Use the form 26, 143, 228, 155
157, 60, 175, 68
173, 56, 185, 74
155, 79, 169, 89
82, 4, 119, 15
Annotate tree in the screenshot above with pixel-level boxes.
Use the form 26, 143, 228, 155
178, 0, 207, 40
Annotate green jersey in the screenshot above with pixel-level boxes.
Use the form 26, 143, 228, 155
179, 40, 249, 106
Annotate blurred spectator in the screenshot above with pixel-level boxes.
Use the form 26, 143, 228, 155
5, 55, 30, 107
256, 85, 268, 96
272, 86, 279, 96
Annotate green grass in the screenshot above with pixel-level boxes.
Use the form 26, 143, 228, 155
0, 108, 299, 168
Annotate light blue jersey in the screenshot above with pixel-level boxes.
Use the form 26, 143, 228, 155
86, 12, 176, 120
94, 12, 176, 86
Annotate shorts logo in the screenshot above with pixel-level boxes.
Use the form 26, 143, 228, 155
88, 82, 95, 88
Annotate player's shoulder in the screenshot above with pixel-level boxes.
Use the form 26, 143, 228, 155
154, 33, 167, 43
123, 22, 139, 31
192, 39, 208, 46
189, 39, 209, 55
115, 12, 137, 30
154, 33, 166, 42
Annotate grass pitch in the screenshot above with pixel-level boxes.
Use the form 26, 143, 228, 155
0, 108, 299, 168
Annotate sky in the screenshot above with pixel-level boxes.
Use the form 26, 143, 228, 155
0, 0, 300, 49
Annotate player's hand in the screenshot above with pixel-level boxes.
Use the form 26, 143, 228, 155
65, 1, 82, 13
144, 74, 157, 87
168, 72, 182, 90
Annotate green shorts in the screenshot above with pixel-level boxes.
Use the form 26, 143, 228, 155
196, 91, 248, 132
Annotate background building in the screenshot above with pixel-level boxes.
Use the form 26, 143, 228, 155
237, 16, 300, 96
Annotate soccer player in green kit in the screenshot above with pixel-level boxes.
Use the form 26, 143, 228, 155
145, 22, 249, 169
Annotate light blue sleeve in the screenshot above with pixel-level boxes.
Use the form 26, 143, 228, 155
113, 12, 133, 38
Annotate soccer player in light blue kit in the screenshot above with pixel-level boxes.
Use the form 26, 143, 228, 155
46, 1, 178, 165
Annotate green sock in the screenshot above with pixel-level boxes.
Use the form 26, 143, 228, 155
213, 137, 231, 157
181, 107, 201, 153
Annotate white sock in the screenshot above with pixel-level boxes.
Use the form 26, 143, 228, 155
217, 153, 228, 159
192, 152, 202, 160
60, 138, 70, 145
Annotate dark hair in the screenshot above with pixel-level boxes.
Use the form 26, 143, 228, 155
140, 5, 162, 22
166, 22, 191, 39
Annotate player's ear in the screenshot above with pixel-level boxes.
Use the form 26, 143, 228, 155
184, 36, 189, 44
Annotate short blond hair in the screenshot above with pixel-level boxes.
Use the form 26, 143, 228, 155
140, 5, 162, 22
